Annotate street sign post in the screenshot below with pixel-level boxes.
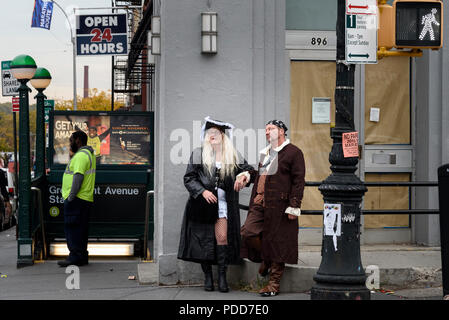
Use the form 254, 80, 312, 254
1, 61, 20, 96
76, 14, 128, 56
345, 0, 378, 64
44, 99, 54, 148
44, 99, 54, 123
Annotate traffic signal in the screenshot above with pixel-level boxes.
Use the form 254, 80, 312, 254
378, 0, 443, 50
395, 0, 443, 49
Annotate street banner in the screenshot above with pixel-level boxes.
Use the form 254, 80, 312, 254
1, 61, 20, 97
31, 0, 54, 30
76, 14, 128, 56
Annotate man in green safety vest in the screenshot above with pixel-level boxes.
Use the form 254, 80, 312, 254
58, 130, 96, 267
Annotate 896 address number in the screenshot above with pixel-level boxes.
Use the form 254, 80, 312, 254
311, 37, 328, 46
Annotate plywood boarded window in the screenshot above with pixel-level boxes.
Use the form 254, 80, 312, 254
363, 173, 410, 228
364, 56, 411, 229
290, 61, 336, 227
365, 57, 410, 144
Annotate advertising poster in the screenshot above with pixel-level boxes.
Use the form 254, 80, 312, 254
52, 114, 150, 165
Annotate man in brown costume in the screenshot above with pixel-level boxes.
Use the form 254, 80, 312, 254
235, 120, 305, 296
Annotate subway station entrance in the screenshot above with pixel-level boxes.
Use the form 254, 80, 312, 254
23, 110, 154, 264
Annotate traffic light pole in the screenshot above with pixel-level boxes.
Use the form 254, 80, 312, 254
311, 0, 370, 300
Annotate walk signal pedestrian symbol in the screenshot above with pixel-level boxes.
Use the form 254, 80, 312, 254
394, 0, 443, 49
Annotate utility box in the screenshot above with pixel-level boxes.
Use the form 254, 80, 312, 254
438, 164, 449, 296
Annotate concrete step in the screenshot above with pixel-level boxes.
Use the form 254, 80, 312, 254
138, 245, 443, 293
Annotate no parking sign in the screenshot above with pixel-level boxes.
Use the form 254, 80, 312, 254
76, 14, 128, 56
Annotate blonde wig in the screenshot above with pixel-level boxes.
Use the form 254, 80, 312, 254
202, 130, 239, 180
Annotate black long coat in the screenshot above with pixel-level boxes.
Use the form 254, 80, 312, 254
177, 148, 254, 264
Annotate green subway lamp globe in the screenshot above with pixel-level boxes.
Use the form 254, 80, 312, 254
10, 54, 37, 80
31, 67, 52, 90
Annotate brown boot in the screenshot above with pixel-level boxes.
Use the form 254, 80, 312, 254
259, 262, 285, 297
258, 260, 271, 277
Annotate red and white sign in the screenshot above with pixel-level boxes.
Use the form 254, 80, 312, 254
346, 0, 377, 15
342, 131, 359, 158
12, 96, 19, 112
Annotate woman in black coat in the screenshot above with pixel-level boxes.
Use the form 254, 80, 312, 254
177, 117, 254, 292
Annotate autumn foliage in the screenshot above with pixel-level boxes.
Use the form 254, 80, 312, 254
0, 89, 124, 152
55, 89, 124, 111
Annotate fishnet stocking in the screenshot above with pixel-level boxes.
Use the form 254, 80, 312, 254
215, 218, 228, 245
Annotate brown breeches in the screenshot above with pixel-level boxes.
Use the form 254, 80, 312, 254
240, 203, 264, 262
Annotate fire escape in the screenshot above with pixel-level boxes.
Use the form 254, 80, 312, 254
113, 0, 154, 110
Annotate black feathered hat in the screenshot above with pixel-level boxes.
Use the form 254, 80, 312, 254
201, 116, 235, 141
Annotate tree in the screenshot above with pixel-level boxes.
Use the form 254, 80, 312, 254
0, 103, 36, 152
55, 89, 124, 111
0, 88, 123, 152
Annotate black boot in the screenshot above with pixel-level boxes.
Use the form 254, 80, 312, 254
201, 263, 214, 291
216, 245, 229, 292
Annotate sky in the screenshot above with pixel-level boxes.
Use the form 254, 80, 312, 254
0, 0, 120, 103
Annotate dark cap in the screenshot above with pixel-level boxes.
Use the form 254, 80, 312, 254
266, 120, 288, 135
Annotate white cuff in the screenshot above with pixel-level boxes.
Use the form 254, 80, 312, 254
236, 171, 250, 182
285, 207, 301, 216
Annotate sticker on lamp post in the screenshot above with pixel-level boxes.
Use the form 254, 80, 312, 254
342, 131, 359, 158
324, 204, 342, 251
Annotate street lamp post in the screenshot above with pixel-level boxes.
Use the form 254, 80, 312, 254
10, 54, 37, 268
31, 68, 52, 179
310, 0, 370, 300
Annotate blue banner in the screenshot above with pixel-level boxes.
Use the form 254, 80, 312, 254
31, 0, 54, 30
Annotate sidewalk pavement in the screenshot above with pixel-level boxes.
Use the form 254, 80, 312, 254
0, 226, 445, 300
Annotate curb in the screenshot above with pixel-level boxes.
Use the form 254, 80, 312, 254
139, 260, 443, 293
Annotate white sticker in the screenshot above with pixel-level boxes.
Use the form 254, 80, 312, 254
324, 203, 342, 251
369, 107, 380, 122
312, 97, 331, 124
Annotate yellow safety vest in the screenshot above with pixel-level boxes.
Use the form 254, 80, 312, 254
62, 148, 96, 202
87, 136, 101, 157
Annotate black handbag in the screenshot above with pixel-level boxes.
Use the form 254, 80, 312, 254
187, 168, 220, 224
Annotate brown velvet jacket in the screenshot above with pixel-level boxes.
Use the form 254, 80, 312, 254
247, 142, 306, 264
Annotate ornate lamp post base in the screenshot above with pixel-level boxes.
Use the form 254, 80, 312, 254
311, 283, 370, 300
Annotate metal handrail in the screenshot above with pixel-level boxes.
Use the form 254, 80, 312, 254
305, 181, 438, 187
143, 190, 154, 261
239, 181, 440, 215
31, 187, 47, 260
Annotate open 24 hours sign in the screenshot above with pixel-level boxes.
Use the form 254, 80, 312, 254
76, 14, 128, 56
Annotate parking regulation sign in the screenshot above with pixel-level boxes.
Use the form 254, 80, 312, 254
76, 14, 128, 56
345, 0, 378, 64
2, 60, 20, 96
